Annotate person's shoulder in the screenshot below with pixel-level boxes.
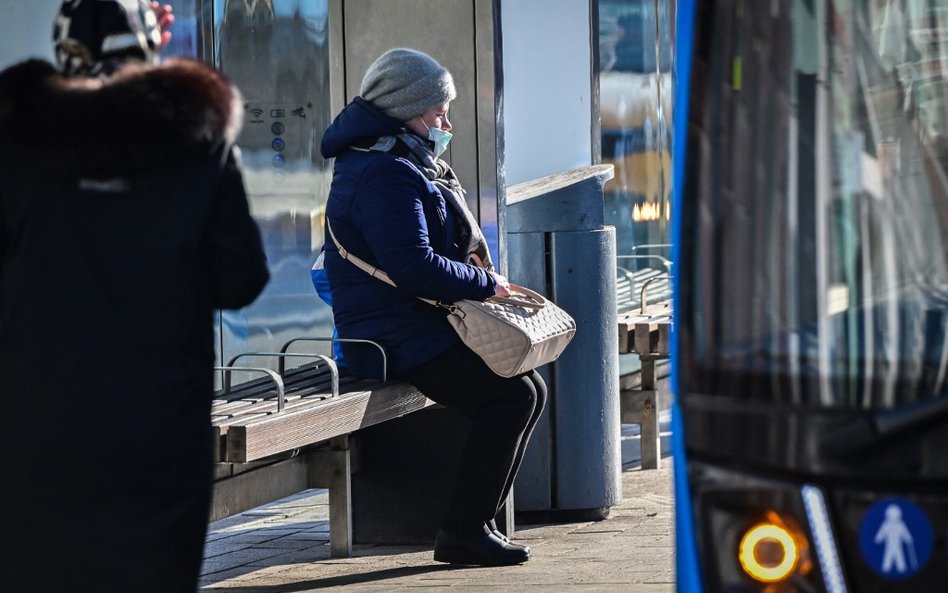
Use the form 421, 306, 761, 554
0, 61, 57, 163
0, 59, 58, 107
0, 59, 57, 84
360, 152, 426, 184
112, 59, 243, 148
0, 58, 241, 176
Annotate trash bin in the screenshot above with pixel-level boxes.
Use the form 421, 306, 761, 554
507, 165, 622, 520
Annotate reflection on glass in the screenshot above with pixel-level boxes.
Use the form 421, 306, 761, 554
599, 0, 674, 269
162, 1, 200, 58
213, 0, 334, 368
682, 0, 948, 411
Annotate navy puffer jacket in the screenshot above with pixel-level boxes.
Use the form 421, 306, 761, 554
321, 98, 496, 379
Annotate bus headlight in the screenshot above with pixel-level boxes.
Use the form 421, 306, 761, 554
689, 463, 830, 592
737, 517, 801, 583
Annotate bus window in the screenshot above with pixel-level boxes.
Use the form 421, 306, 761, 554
681, 0, 948, 414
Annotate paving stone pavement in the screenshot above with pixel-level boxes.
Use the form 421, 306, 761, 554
200, 422, 675, 593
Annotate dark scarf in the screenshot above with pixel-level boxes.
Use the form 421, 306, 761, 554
352, 133, 495, 271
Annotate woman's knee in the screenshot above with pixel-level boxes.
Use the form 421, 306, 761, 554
512, 372, 549, 421
527, 371, 548, 410
492, 374, 539, 416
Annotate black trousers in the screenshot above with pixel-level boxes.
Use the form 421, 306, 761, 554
402, 342, 547, 535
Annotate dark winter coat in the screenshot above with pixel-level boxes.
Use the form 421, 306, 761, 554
321, 97, 495, 378
0, 58, 268, 592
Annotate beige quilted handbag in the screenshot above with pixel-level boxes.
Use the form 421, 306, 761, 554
437, 285, 576, 377
328, 222, 576, 377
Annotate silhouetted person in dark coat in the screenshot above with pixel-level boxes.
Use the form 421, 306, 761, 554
0, 2, 269, 591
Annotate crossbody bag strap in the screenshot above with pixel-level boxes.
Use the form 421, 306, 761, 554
325, 219, 541, 313
326, 218, 442, 307
325, 218, 397, 287
325, 219, 542, 312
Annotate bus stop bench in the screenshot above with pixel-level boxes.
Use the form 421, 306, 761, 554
616, 268, 672, 469
209, 339, 434, 557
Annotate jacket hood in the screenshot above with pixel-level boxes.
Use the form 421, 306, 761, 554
0, 58, 242, 177
320, 97, 406, 159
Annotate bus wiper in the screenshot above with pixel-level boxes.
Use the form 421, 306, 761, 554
820, 395, 948, 459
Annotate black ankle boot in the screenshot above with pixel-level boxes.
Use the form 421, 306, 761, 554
433, 528, 531, 566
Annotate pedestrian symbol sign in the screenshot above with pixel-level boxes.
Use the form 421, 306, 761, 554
858, 498, 933, 580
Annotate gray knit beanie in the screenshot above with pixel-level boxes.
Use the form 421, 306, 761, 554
360, 48, 457, 122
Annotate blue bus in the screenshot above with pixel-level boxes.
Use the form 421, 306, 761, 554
673, 0, 948, 591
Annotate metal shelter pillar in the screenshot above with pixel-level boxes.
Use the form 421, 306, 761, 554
507, 165, 621, 518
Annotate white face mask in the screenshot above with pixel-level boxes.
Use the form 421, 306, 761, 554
417, 117, 453, 157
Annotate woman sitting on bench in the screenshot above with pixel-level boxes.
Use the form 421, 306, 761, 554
320, 48, 546, 566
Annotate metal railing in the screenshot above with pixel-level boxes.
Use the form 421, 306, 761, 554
214, 366, 285, 404
279, 337, 388, 382
218, 352, 338, 412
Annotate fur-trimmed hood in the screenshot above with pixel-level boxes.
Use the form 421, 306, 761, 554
0, 58, 242, 178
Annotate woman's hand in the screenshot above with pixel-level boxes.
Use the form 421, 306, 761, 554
491, 272, 511, 297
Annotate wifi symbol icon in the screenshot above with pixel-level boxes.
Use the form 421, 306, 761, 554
249, 107, 264, 119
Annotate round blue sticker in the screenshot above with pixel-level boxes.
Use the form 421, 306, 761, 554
858, 498, 933, 580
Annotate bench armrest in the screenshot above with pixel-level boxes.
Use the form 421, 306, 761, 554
221, 353, 339, 410
279, 337, 388, 382
639, 275, 671, 314
214, 366, 285, 405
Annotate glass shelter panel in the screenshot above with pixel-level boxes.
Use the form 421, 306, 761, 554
213, 0, 334, 369
599, 0, 676, 376
599, 0, 675, 264
162, 1, 203, 59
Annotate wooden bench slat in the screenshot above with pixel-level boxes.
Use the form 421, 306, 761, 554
225, 381, 434, 463
211, 375, 362, 419
213, 383, 365, 424
634, 320, 657, 355
656, 323, 671, 355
